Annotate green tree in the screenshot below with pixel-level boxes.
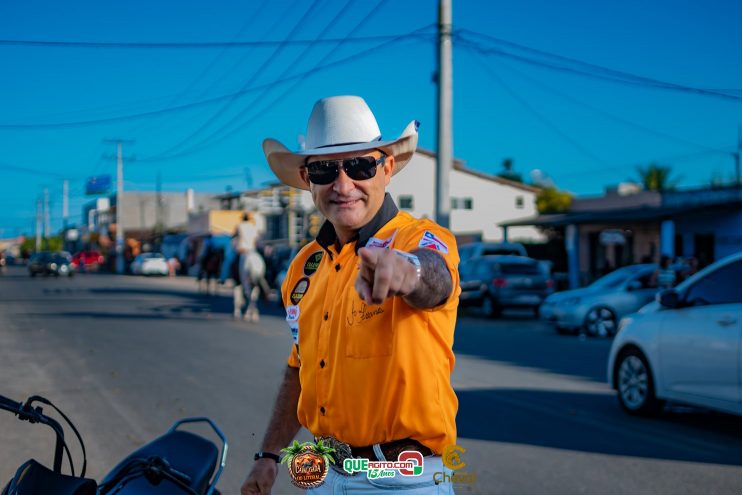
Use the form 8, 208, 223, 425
21, 236, 63, 253
635, 163, 681, 191
497, 158, 523, 183
536, 187, 572, 214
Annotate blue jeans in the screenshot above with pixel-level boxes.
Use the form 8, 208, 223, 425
306, 456, 455, 494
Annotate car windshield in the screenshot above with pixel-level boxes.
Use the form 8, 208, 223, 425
590, 266, 646, 289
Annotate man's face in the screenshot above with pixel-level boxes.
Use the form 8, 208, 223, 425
300, 150, 394, 237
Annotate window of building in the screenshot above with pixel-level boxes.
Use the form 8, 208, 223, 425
450, 197, 459, 209
463, 198, 473, 210
399, 195, 414, 210
515, 196, 524, 209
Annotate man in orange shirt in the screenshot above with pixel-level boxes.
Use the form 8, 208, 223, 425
242, 96, 459, 494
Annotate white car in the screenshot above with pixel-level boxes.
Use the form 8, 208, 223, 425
131, 253, 169, 276
607, 251, 742, 416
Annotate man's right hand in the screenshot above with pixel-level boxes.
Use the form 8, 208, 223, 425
241, 459, 279, 495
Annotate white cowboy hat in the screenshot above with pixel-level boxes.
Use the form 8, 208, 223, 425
262, 95, 419, 190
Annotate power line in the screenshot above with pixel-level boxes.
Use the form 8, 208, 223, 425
456, 33, 742, 103
0, 161, 76, 179
492, 57, 731, 155
147, 0, 325, 158
0, 34, 418, 49
467, 50, 613, 166
120, 0, 272, 139
146, 0, 385, 162
138, 23, 434, 162
0, 31, 432, 130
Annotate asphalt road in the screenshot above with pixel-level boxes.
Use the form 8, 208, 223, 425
1, 266, 741, 494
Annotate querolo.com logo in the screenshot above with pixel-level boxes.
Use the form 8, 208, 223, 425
343, 451, 424, 479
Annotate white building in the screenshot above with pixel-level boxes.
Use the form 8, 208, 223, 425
386, 149, 544, 242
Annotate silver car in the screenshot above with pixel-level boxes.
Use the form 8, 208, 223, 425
540, 264, 660, 337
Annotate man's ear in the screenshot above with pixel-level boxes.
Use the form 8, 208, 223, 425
299, 167, 311, 186
383, 155, 395, 186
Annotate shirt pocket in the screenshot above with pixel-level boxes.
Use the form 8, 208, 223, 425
343, 297, 394, 358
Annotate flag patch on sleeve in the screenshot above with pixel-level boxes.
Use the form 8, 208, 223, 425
418, 230, 449, 254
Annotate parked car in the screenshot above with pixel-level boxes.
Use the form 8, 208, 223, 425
131, 252, 169, 276
71, 250, 104, 271
539, 264, 669, 336
459, 242, 528, 262
607, 251, 742, 417
459, 255, 554, 317
28, 252, 74, 277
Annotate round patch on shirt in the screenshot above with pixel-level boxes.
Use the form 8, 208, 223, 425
290, 277, 311, 305
303, 251, 324, 276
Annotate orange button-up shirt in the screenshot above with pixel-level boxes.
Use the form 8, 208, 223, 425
282, 194, 460, 454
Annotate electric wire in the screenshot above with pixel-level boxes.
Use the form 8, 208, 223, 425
145, 0, 327, 158
121, 0, 271, 139
0, 31, 428, 130
138, 23, 433, 162
492, 57, 732, 155
456, 32, 742, 103
467, 49, 613, 166
0, 34, 417, 49
143, 0, 389, 163
137, 0, 306, 154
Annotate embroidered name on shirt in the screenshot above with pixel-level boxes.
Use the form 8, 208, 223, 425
346, 299, 385, 326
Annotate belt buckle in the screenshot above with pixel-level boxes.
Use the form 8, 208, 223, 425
316, 436, 355, 477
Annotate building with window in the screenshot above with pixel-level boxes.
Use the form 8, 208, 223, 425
501, 184, 742, 288
386, 149, 543, 242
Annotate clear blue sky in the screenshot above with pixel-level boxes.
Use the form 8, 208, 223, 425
1, 0, 741, 236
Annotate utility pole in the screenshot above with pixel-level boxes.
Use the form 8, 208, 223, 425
735, 124, 741, 187
104, 139, 134, 274
62, 179, 69, 230
435, 0, 453, 229
43, 188, 50, 239
35, 197, 42, 251
156, 171, 163, 244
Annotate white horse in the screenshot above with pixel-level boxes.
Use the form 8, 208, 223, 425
234, 250, 270, 322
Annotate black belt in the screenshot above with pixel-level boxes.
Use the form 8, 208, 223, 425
317, 436, 432, 465
351, 438, 432, 461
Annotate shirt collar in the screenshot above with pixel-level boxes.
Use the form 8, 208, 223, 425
316, 193, 399, 255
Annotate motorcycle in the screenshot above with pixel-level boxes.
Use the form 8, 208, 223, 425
0, 394, 227, 495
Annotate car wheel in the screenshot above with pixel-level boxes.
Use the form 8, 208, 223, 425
481, 296, 501, 318
584, 306, 617, 337
615, 348, 663, 415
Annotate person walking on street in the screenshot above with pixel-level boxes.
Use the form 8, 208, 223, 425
241, 96, 460, 494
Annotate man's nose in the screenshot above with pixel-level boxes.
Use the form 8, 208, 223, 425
332, 167, 355, 194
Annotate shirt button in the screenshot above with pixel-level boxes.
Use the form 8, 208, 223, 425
335, 263, 341, 271
320, 406, 326, 415
323, 312, 328, 321
320, 359, 325, 368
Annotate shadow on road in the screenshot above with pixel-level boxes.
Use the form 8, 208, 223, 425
457, 387, 742, 466
23, 285, 287, 321
454, 311, 611, 383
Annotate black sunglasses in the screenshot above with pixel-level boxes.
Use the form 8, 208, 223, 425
304, 154, 386, 185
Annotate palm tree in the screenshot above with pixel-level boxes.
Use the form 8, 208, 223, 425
635, 163, 681, 191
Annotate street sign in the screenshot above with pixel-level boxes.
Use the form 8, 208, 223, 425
86, 175, 112, 195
